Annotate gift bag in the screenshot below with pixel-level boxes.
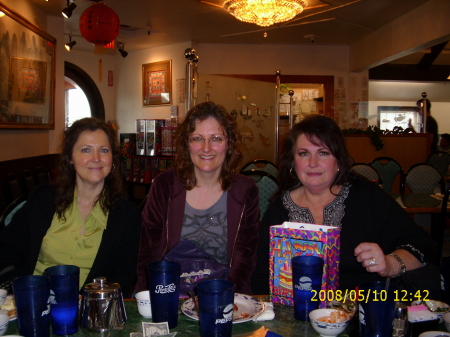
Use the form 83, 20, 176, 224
163, 240, 230, 295
269, 222, 340, 306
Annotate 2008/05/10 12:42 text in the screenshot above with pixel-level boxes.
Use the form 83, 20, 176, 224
310, 289, 430, 303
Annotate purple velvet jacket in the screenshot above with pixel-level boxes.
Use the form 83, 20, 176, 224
136, 168, 260, 294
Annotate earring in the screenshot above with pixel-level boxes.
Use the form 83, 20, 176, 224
337, 168, 340, 172
290, 166, 297, 179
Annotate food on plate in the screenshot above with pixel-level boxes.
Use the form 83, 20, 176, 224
0, 295, 16, 318
326, 298, 356, 318
317, 310, 349, 323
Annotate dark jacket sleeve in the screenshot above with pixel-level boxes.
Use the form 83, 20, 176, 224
86, 198, 142, 297
227, 179, 260, 294
0, 185, 55, 285
135, 173, 172, 292
251, 196, 289, 295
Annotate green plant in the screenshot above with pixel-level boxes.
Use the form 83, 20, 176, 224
342, 125, 384, 151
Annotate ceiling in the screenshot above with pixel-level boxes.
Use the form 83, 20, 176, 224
26, 0, 450, 70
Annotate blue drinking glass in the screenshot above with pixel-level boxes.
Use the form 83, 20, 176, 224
44, 265, 80, 335
13, 275, 51, 337
196, 279, 235, 337
358, 281, 397, 337
292, 255, 324, 321
147, 261, 180, 329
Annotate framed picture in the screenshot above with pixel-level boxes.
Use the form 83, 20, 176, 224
142, 60, 172, 106
0, 2, 56, 129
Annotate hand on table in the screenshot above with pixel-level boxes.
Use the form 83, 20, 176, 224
354, 242, 394, 278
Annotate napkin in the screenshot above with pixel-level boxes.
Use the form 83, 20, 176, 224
253, 302, 275, 321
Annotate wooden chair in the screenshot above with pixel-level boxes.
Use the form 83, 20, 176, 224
402, 163, 445, 194
240, 159, 280, 179
370, 156, 403, 193
351, 163, 383, 185
427, 151, 450, 178
241, 170, 279, 220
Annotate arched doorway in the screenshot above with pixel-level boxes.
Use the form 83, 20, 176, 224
64, 62, 105, 127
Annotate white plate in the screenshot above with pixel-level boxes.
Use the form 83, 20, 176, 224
418, 332, 450, 337
181, 293, 264, 324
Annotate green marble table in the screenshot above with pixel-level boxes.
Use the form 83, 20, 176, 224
4, 297, 346, 337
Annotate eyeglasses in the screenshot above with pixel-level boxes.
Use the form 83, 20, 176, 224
189, 135, 227, 146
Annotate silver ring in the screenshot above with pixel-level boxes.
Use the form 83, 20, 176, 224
369, 258, 376, 266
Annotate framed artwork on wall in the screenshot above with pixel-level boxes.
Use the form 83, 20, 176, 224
142, 60, 172, 106
0, 2, 56, 129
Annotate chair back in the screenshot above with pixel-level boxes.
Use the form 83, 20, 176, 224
370, 157, 403, 193
241, 159, 280, 179
439, 185, 450, 259
427, 151, 450, 177
403, 163, 445, 194
351, 163, 382, 185
241, 170, 279, 220
0, 194, 28, 230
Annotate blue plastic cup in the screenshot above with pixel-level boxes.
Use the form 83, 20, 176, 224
44, 265, 80, 335
292, 255, 324, 321
358, 281, 397, 337
196, 279, 235, 337
147, 261, 180, 329
13, 275, 51, 337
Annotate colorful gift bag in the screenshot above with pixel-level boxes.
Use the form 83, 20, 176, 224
269, 222, 340, 306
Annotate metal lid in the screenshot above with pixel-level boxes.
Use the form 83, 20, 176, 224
81, 277, 122, 300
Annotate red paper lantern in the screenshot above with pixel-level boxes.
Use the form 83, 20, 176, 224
79, 2, 120, 53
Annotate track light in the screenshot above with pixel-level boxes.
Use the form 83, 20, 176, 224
65, 36, 77, 51
62, 1, 77, 19
117, 42, 128, 58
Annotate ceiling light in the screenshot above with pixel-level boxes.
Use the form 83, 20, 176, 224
65, 36, 77, 51
0, 11, 5, 18
223, 0, 308, 27
62, 1, 77, 19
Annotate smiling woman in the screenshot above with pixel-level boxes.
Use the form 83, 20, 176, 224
136, 101, 261, 295
0, 118, 141, 296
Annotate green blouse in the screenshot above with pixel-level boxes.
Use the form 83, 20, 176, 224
34, 194, 108, 288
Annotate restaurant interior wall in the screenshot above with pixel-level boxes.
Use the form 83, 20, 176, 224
64, 50, 118, 124
368, 81, 450, 134
115, 41, 192, 134
0, 0, 66, 162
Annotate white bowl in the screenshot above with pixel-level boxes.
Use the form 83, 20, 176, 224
412, 300, 449, 323
443, 312, 450, 332
309, 308, 350, 337
0, 290, 7, 307
0, 314, 9, 336
135, 291, 152, 318
418, 332, 450, 337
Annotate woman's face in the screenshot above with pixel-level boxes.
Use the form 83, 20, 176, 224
189, 117, 228, 177
293, 134, 339, 192
71, 129, 113, 189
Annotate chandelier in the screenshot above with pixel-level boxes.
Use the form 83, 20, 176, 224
223, 0, 308, 27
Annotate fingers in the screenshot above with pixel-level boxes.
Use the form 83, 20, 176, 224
354, 242, 388, 275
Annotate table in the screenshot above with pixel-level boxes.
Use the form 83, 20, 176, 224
392, 193, 447, 258
5, 297, 347, 337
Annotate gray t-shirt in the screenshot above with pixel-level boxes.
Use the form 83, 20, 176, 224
181, 191, 228, 265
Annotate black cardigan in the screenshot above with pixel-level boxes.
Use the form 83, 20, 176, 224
252, 176, 439, 295
0, 184, 141, 296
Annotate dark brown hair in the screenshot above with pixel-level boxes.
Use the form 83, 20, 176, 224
174, 101, 242, 190
278, 114, 353, 194
54, 117, 124, 220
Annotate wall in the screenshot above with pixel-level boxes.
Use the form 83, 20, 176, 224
64, 49, 118, 124
369, 81, 450, 134
0, 0, 65, 161
115, 42, 192, 133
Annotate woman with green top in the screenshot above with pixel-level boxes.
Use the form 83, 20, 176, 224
0, 118, 141, 295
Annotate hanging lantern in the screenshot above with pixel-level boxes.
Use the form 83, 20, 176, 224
79, 2, 120, 54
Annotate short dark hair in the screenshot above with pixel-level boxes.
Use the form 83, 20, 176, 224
174, 101, 242, 191
55, 117, 124, 220
279, 114, 353, 194
441, 133, 450, 142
